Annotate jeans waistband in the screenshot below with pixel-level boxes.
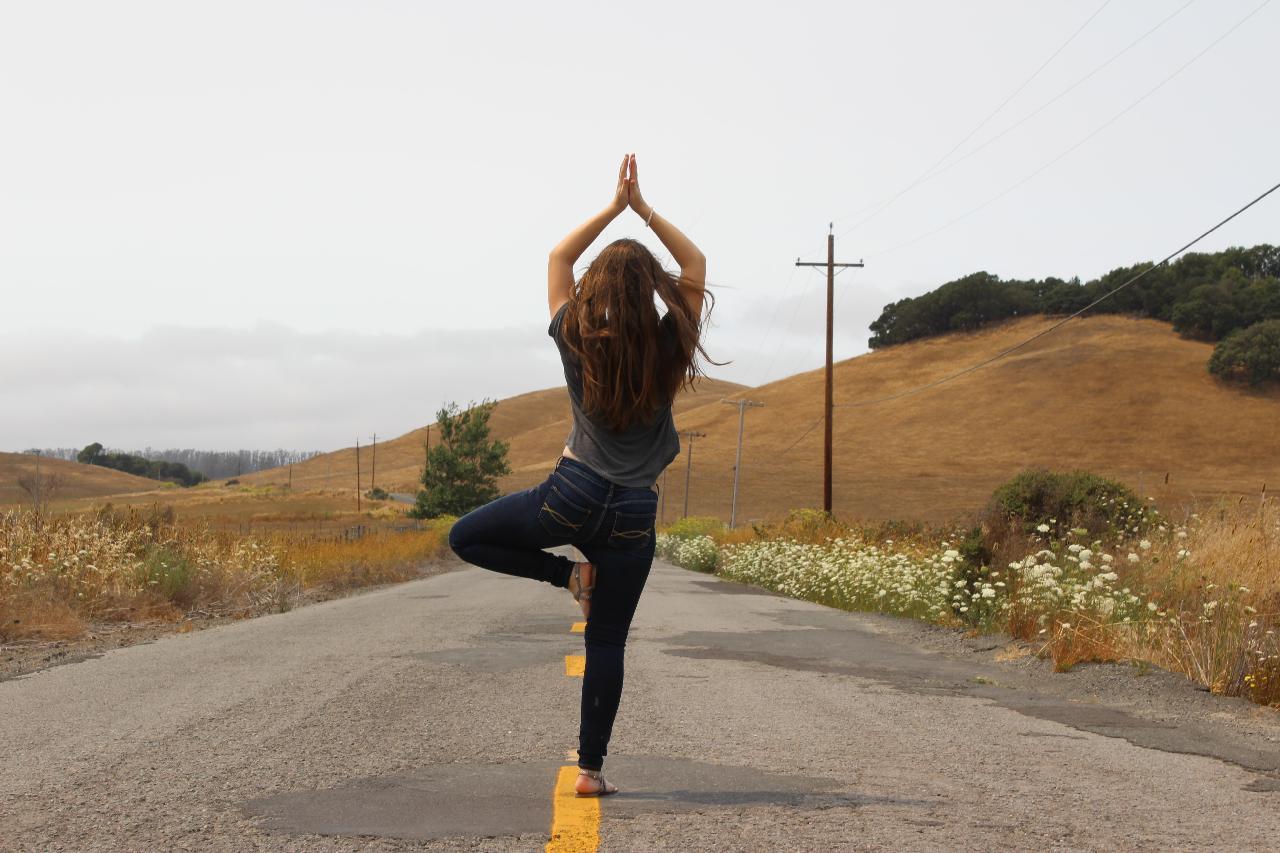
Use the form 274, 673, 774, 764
555, 454, 659, 493
555, 455, 612, 489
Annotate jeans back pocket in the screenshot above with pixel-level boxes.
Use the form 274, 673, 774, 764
607, 495, 657, 551
537, 482, 593, 538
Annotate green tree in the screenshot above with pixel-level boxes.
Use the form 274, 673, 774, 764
409, 399, 511, 518
1209, 319, 1280, 385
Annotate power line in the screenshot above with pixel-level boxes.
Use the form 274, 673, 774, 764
760, 2, 1264, 400
762, 2, 1173, 383
752, 262, 802, 382
800, 1, 1261, 379
782, 413, 825, 456
863, 0, 1271, 262
776, 264, 864, 382
878, 0, 1189, 208
828, 178, 1280, 410
779, 177, 1279, 454
824, 0, 1122, 246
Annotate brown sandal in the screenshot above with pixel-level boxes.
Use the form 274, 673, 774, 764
575, 768, 618, 797
569, 561, 595, 620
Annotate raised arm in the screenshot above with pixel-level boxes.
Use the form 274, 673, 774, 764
625, 154, 707, 319
548, 155, 631, 318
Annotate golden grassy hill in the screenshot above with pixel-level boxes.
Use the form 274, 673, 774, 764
644, 314, 1279, 525
0, 452, 159, 506
240, 315, 1279, 525
103, 314, 1280, 527
236, 376, 749, 495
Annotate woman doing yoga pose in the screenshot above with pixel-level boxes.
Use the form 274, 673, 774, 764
448, 152, 721, 797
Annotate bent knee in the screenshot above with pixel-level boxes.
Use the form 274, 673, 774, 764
447, 523, 468, 556
584, 623, 629, 648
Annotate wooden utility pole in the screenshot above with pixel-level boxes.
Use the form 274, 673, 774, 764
720, 399, 765, 528
370, 433, 377, 493
796, 225, 863, 514
288, 463, 293, 490
355, 437, 361, 513
678, 430, 708, 519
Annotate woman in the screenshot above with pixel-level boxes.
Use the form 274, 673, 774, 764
448, 152, 721, 797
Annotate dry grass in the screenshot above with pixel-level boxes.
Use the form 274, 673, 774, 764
975, 495, 1280, 706
50, 482, 409, 536
1168, 495, 1279, 603
234, 376, 750, 495
0, 503, 454, 642
232, 315, 1279, 527
1138, 497, 1278, 704
0, 452, 156, 505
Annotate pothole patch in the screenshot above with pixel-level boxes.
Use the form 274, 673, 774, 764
240, 756, 897, 842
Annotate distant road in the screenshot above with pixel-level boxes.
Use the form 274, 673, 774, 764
3, 554, 1279, 851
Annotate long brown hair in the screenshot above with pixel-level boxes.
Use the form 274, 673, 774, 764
560, 237, 726, 432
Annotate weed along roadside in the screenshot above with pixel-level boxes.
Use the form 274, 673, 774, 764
0, 502, 459, 679
656, 470, 1280, 710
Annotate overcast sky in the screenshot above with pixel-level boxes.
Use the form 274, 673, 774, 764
2, 0, 1276, 452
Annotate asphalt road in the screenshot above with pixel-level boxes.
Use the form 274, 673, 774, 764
3, 551, 1279, 852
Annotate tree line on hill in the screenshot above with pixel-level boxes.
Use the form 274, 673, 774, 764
73, 443, 206, 486
30, 446, 321, 482
867, 244, 1280, 383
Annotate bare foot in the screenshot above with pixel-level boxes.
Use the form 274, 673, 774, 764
568, 561, 595, 620
574, 769, 618, 796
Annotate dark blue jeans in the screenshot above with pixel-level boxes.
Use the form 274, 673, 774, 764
447, 454, 659, 771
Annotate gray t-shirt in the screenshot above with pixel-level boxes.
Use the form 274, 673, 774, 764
548, 301, 680, 488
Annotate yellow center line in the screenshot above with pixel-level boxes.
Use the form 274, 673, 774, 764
547, 618, 599, 852
545, 764, 600, 852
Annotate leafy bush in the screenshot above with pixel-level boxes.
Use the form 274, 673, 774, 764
136, 545, 200, 607
366, 486, 390, 500
661, 515, 726, 540
1208, 319, 1280, 384
747, 507, 854, 545
989, 468, 1152, 540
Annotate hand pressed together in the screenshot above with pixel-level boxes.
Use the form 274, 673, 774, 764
610, 152, 649, 217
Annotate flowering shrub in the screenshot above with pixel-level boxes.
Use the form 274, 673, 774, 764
657, 497, 1280, 709
716, 537, 956, 622
656, 533, 718, 573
